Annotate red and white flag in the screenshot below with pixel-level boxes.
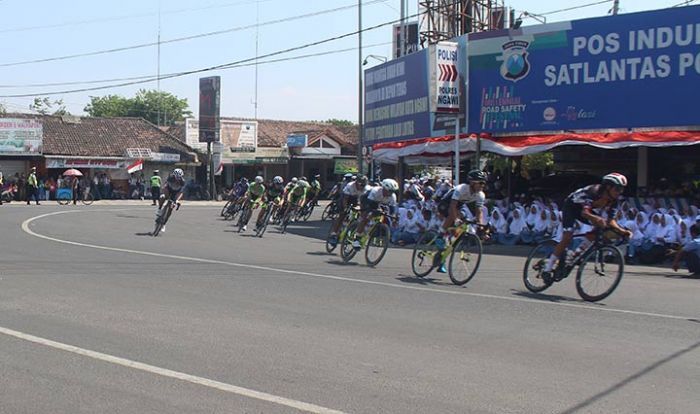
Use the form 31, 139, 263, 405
127, 159, 144, 174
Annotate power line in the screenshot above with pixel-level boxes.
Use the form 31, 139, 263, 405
0, 10, 413, 98
0, 0, 388, 68
0, 41, 390, 89
671, 0, 697, 7
0, 0, 276, 34
538, 0, 613, 16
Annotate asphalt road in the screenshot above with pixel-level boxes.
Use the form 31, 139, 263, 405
1, 202, 698, 413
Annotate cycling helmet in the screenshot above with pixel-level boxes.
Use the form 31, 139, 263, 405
467, 169, 487, 183
356, 175, 368, 186
602, 172, 628, 187
300, 176, 307, 181
291, 177, 298, 184
381, 178, 399, 192
240, 177, 248, 183
272, 176, 284, 185
172, 168, 184, 179
297, 179, 310, 188
254, 175, 264, 184
343, 173, 353, 181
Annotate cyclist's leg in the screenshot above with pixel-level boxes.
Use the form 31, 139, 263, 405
158, 187, 169, 210
256, 202, 267, 227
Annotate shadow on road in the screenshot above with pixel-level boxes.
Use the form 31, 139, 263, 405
559, 340, 700, 414
511, 289, 587, 304
134, 232, 153, 236
396, 275, 453, 287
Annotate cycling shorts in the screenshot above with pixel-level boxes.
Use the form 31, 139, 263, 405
359, 193, 379, 212
289, 193, 304, 205
561, 199, 591, 232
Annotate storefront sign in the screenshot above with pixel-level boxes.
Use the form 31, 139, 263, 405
255, 157, 288, 164
151, 152, 181, 162
334, 159, 358, 174
468, 5, 700, 133
286, 134, 308, 148
0, 118, 43, 155
46, 158, 129, 169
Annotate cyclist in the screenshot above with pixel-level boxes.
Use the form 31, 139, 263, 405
352, 178, 399, 249
240, 176, 266, 231
542, 172, 633, 279
433, 170, 488, 272
255, 175, 285, 231
328, 175, 370, 246
307, 174, 322, 206
156, 168, 186, 232
283, 178, 311, 222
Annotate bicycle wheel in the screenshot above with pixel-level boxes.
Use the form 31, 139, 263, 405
576, 245, 624, 302
221, 200, 233, 217
256, 206, 273, 238
448, 233, 482, 286
301, 204, 314, 221
411, 231, 439, 277
523, 239, 557, 293
321, 203, 334, 221
325, 225, 339, 254
81, 190, 94, 205
57, 192, 71, 205
237, 206, 251, 232
153, 203, 171, 237
365, 223, 390, 267
340, 221, 359, 263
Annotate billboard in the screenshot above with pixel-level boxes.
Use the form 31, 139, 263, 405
222, 119, 257, 153
393, 21, 420, 58
468, 6, 700, 134
198, 76, 221, 143
0, 118, 42, 155
286, 134, 308, 148
429, 42, 461, 113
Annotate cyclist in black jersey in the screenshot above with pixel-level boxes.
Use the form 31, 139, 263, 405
543, 172, 633, 277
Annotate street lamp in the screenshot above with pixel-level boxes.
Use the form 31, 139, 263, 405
512, 11, 547, 29
363, 54, 388, 66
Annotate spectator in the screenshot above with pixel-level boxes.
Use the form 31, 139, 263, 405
391, 206, 422, 246
150, 170, 162, 206
672, 224, 700, 278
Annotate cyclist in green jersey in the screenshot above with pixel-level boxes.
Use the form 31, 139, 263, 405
255, 175, 285, 231
284, 179, 310, 222
307, 174, 322, 206
241, 176, 266, 231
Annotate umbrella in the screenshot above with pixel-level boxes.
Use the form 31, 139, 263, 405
63, 168, 83, 177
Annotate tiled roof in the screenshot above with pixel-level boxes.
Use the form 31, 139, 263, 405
6, 113, 196, 162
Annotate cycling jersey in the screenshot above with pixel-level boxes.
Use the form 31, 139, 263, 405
233, 181, 249, 197
360, 186, 397, 212
247, 182, 266, 200
165, 175, 185, 192
562, 184, 620, 231
437, 184, 485, 217
342, 181, 370, 197
266, 184, 284, 199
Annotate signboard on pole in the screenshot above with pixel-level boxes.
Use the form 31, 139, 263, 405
0, 118, 42, 155
468, 6, 700, 134
429, 42, 461, 113
393, 21, 420, 58
198, 76, 220, 143
334, 159, 358, 174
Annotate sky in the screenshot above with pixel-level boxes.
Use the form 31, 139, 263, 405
0, 0, 692, 122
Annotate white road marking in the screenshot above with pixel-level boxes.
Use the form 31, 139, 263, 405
0, 326, 345, 414
20, 210, 697, 322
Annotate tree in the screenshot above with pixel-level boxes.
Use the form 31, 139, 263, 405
0, 103, 6, 115
325, 118, 354, 127
84, 89, 192, 126
30, 97, 70, 115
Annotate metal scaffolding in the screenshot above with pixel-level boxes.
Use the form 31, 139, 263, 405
418, 0, 506, 46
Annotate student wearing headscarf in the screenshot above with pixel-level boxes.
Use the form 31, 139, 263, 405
625, 211, 648, 263
489, 208, 508, 243
501, 206, 527, 246
532, 207, 550, 243
520, 204, 539, 244
672, 224, 700, 278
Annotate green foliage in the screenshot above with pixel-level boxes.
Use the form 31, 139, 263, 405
84, 89, 192, 125
522, 152, 554, 172
30, 97, 70, 115
325, 118, 354, 127
0, 103, 5, 115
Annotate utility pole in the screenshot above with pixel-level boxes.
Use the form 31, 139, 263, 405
357, 0, 364, 175
612, 0, 620, 15
254, 0, 260, 119
156, 0, 162, 126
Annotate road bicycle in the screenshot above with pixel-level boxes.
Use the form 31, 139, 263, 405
523, 227, 626, 302
340, 207, 395, 267
321, 199, 340, 221
325, 205, 361, 254
411, 220, 486, 286
153, 199, 180, 237
254, 200, 280, 238
296, 199, 315, 222
279, 202, 302, 234
236, 197, 264, 233
57, 188, 94, 206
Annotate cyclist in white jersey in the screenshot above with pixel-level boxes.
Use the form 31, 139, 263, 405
352, 179, 399, 249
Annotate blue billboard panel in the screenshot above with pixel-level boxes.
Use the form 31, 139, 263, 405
286, 134, 307, 148
363, 50, 432, 145
468, 6, 700, 134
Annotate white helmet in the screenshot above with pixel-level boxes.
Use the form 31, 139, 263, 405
172, 168, 184, 179
602, 172, 627, 187
254, 176, 264, 184
273, 176, 284, 185
381, 178, 399, 192
291, 177, 298, 183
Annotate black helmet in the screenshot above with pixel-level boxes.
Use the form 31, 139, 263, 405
467, 169, 487, 183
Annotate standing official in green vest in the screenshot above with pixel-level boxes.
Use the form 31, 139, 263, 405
26, 166, 40, 205
150, 170, 162, 206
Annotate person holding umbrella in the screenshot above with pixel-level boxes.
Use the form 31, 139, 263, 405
62, 168, 83, 204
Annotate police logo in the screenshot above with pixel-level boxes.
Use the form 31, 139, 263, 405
500, 40, 530, 82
